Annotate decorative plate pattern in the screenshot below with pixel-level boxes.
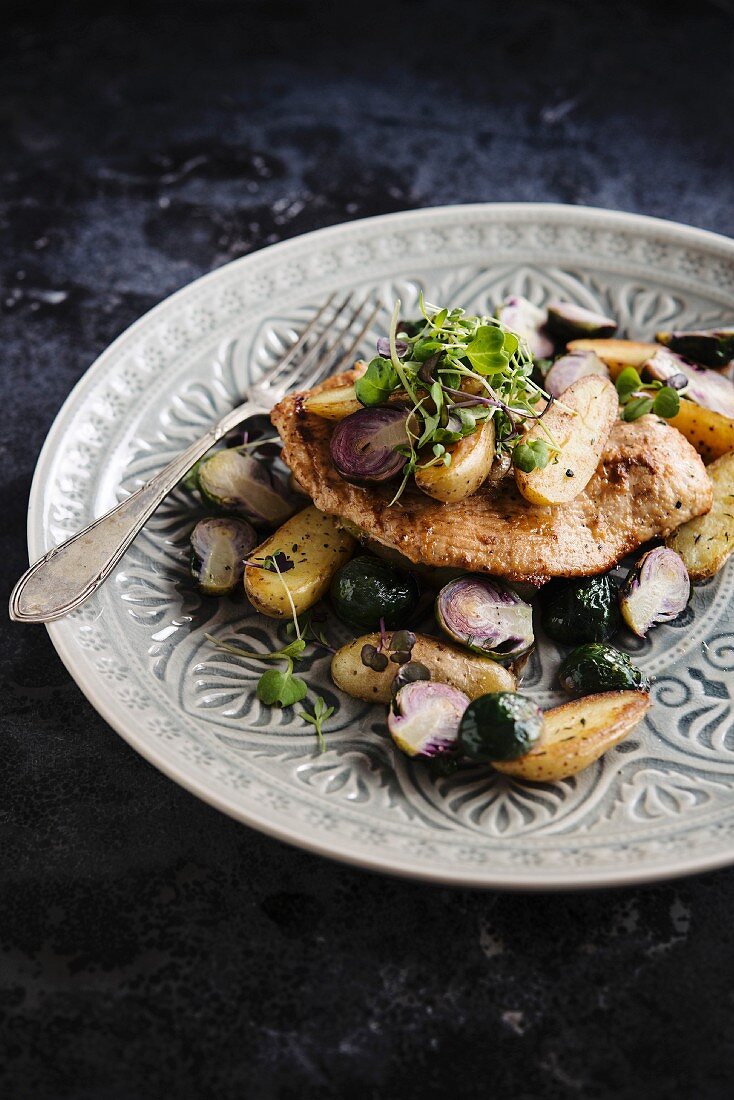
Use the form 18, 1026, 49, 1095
28, 204, 734, 888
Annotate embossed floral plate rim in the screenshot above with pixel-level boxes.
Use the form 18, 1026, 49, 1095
27, 203, 734, 890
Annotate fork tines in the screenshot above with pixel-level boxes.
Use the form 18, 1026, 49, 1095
270, 293, 380, 395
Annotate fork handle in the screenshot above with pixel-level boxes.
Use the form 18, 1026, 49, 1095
10, 404, 251, 624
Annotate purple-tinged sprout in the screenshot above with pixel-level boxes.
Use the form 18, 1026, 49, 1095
190, 517, 257, 596
655, 328, 734, 370
330, 407, 409, 485
495, 296, 555, 359
388, 681, 470, 758
619, 547, 691, 637
376, 336, 410, 359
198, 449, 295, 527
544, 350, 610, 398
545, 301, 618, 342
643, 348, 734, 418
435, 575, 535, 662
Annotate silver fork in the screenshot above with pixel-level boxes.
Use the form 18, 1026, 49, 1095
10, 293, 379, 624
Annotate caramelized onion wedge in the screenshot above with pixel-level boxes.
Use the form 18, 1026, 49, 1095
330, 407, 409, 485
493, 691, 650, 782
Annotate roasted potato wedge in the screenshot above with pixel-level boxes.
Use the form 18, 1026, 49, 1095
244, 506, 356, 617
668, 399, 734, 464
666, 451, 734, 579
415, 419, 495, 503
566, 339, 659, 377
493, 690, 650, 782
331, 632, 516, 704
304, 384, 363, 420
514, 375, 618, 505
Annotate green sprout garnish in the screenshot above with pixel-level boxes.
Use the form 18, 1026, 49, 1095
615, 367, 681, 422
356, 295, 557, 503
206, 552, 309, 709
205, 555, 336, 750
299, 695, 335, 753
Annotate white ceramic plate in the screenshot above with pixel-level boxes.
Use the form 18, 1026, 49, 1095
28, 204, 734, 889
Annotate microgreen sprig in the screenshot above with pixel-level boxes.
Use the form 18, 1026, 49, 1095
299, 696, 335, 753
206, 552, 314, 713
615, 367, 682, 422
354, 295, 558, 502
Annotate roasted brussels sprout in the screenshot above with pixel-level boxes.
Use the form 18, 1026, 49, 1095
198, 448, 294, 526
330, 555, 420, 630
541, 574, 620, 645
642, 349, 734, 419
435, 575, 534, 661
459, 692, 544, 762
495, 296, 554, 359
546, 301, 618, 342
190, 517, 257, 596
618, 547, 690, 637
655, 328, 734, 370
558, 643, 650, 696
388, 681, 469, 758
330, 407, 409, 485
544, 350, 609, 398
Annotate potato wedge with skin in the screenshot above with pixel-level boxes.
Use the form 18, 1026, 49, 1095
567, 339, 659, 377
666, 451, 734, 579
331, 632, 516, 704
667, 399, 734, 464
415, 419, 495, 503
493, 690, 650, 782
514, 375, 618, 505
304, 384, 363, 420
245, 506, 356, 618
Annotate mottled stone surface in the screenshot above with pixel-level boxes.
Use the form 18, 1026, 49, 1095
3, 2, 734, 1097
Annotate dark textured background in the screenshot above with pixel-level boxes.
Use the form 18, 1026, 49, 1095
3, 2, 734, 1097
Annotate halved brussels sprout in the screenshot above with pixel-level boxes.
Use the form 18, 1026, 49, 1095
546, 301, 618, 342
330, 407, 409, 485
558, 643, 649, 696
435, 576, 534, 662
618, 547, 690, 637
190, 517, 257, 595
388, 681, 469, 759
198, 448, 295, 526
459, 691, 544, 762
544, 350, 609, 398
655, 328, 734, 370
495, 296, 554, 359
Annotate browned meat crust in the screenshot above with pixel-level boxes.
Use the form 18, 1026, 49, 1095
271, 371, 713, 584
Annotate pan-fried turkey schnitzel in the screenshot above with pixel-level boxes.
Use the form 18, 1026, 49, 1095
271, 370, 712, 585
